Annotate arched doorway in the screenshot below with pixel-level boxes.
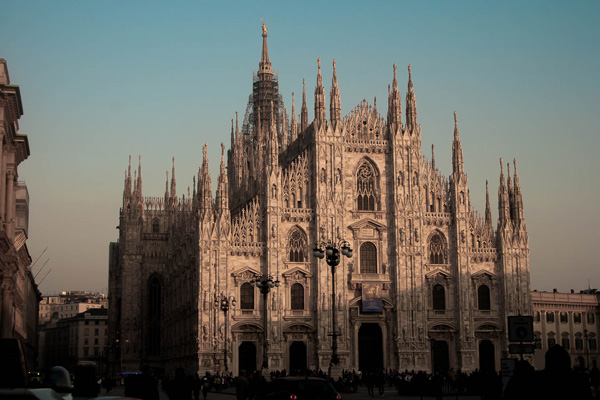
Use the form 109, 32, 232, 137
359, 323, 383, 371
431, 340, 449, 373
479, 340, 495, 372
238, 342, 256, 374
289, 341, 307, 374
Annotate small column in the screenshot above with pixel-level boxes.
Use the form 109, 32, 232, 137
5, 169, 14, 239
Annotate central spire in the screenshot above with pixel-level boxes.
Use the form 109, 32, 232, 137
259, 19, 272, 73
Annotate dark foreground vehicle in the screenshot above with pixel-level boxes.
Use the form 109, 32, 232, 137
256, 377, 341, 400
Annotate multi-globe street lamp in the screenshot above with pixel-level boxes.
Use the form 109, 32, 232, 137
250, 274, 280, 369
313, 240, 352, 365
584, 329, 590, 369
214, 292, 236, 370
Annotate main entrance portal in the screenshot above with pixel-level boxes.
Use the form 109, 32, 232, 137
358, 323, 383, 371
238, 342, 256, 374
479, 340, 495, 372
431, 340, 450, 373
289, 341, 307, 373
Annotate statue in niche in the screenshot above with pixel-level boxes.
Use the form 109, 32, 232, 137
271, 224, 276, 238
414, 228, 419, 243
337, 226, 341, 240
338, 293, 342, 310
272, 294, 277, 310
203, 292, 208, 310
418, 326, 424, 340
399, 228, 404, 243
460, 229, 466, 244
272, 325, 278, 341
322, 293, 327, 310
219, 323, 225, 340
402, 327, 407, 340
272, 184, 277, 199
202, 324, 208, 341
382, 263, 387, 274
417, 294, 422, 311
320, 225, 326, 240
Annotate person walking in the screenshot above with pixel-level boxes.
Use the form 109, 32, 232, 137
236, 370, 250, 400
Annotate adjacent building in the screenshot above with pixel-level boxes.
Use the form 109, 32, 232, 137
39, 307, 109, 372
532, 289, 600, 370
0, 59, 40, 370
109, 25, 532, 376
39, 291, 108, 324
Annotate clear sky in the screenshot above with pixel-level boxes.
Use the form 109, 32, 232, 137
2, 0, 598, 295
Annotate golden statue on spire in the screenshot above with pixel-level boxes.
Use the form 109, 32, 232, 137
261, 19, 267, 36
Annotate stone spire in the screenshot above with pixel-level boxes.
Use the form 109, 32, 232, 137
165, 171, 169, 202
301, 79, 308, 133
498, 158, 511, 223
281, 103, 288, 150
268, 101, 279, 168
405, 64, 418, 135
170, 157, 176, 198
124, 155, 132, 197
330, 59, 341, 129
314, 58, 326, 128
513, 158, 525, 225
452, 111, 464, 177
507, 162, 514, 220
199, 143, 213, 216
485, 179, 493, 232
291, 92, 298, 142
215, 142, 229, 213
431, 144, 435, 171
259, 19, 272, 74
387, 63, 402, 133
136, 155, 142, 200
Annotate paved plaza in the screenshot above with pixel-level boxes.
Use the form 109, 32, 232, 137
108, 385, 482, 400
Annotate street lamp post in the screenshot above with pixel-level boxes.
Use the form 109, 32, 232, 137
214, 292, 236, 371
250, 274, 280, 369
584, 329, 590, 370
313, 240, 352, 366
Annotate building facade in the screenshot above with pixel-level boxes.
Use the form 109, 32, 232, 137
532, 289, 600, 370
39, 292, 108, 324
0, 59, 40, 370
39, 308, 109, 372
109, 25, 532, 376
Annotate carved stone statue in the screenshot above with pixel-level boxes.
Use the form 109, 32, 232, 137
202, 324, 208, 341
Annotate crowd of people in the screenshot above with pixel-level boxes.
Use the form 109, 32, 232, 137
121, 345, 600, 400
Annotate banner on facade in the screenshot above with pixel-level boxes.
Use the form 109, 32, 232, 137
362, 283, 382, 312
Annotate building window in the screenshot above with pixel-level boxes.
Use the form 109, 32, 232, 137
152, 219, 159, 234
94, 338, 99, 345
148, 275, 161, 356
548, 338, 556, 348
84, 347, 89, 356
288, 229, 307, 262
95, 328, 99, 336
478, 285, 491, 310
534, 311, 541, 322
290, 283, 304, 310
432, 284, 445, 311
360, 242, 377, 274
562, 337, 570, 350
560, 312, 569, 324
576, 338, 584, 350
589, 338, 597, 351
588, 313, 595, 324
94, 348, 99, 356
428, 233, 447, 264
84, 338, 89, 345
534, 333, 542, 349
356, 162, 377, 211
84, 328, 89, 336
546, 312, 555, 323
240, 283, 254, 310
574, 313, 582, 323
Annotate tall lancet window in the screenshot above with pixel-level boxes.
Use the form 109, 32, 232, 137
291, 283, 304, 310
148, 275, 161, 356
357, 163, 377, 211
360, 242, 377, 274
288, 229, 307, 262
240, 283, 254, 310
429, 233, 447, 264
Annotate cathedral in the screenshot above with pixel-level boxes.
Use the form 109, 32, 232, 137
108, 23, 532, 376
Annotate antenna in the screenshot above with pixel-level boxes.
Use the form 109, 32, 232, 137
38, 268, 53, 286
29, 247, 48, 272
34, 259, 50, 279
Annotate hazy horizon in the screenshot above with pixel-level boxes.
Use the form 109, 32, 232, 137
2, 0, 598, 295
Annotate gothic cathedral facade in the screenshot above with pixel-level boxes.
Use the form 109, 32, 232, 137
109, 25, 532, 376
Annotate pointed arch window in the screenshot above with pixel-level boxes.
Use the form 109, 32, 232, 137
291, 283, 304, 310
148, 275, 161, 356
478, 285, 491, 310
289, 229, 307, 262
152, 219, 159, 234
360, 242, 377, 274
240, 283, 254, 310
429, 233, 447, 264
356, 163, 377, 211
432, 284, 446, 310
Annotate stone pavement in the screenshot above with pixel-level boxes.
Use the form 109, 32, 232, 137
107, 385, 482, 400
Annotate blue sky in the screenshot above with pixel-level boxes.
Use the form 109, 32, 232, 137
2, 0, 599, 294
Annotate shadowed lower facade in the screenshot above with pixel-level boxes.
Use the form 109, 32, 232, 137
108, 24, 532, 376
